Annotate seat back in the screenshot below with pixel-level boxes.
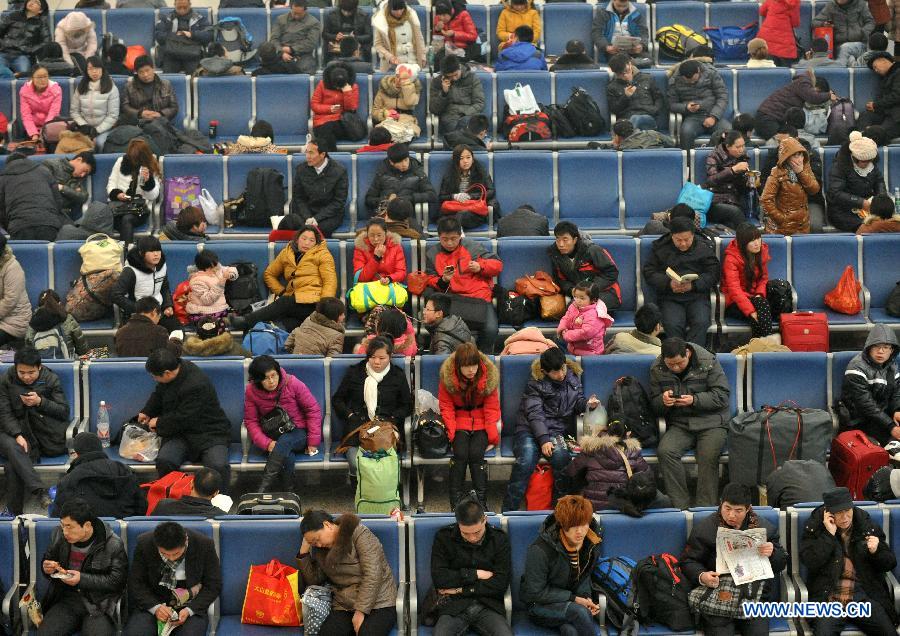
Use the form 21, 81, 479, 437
853, 68, 881, 109
654, 2, 706, 62
600, 510, 687, 559
216, 7, 270, 49
204, 240, 271, 296
313, 72, 372, 132
362, 518, 403, 587
543, 3, 594, 57
194, 77, 253, 139
9, 241, 51, 307
497, 355, 540, 444
85, 359, 160, 441
159, 241, 200, 290
225, 153, 290, 204
790, 234, 860, 313
601, 237, 638, 318
495, 237, 553, 292
271, 357, 327, 452
830, 350, 858, 409
504, 513, 545, 611
161, 73, 191, 130
492, 151, 555, 220
750, 352, 829, 410
161, 154, 226, 226
735, 69, 793, 116
720, 235, 789, 281
861, 234, 900, 314
622, 149, 685, 230
814, 67, 851, 102
105, 9, 157, 58
557, 150, 620, 230
495, 72, 552, 138
579, 354, 656, 438
15, 78, 71, 121
253, 75, 311, 145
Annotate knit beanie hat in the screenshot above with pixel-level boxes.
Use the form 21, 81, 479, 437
73, 431, 102, 455
848, 130, 878, 161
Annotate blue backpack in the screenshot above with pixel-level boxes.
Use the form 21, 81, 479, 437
592, 556, 637, 629
242, 322, 289, 355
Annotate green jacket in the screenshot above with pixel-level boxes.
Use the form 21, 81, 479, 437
649, 343, 731, 432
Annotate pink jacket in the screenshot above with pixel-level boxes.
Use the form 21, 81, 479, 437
185, 266, 237, 316
19, 80, 62, 138
354, 315, 418, 356
243, 369, 323, 451
500, 326, 557, 355
558, 301, 614, 356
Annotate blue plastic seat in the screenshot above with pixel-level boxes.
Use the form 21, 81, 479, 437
261, 358, 327, 466
15, 78, 72, 122
222, 154, 291, 235
852, 68, 881, 111
495, 238, 555, 330
194, 76, 253, 141
706, 3, 763, 63
253, 75, 311, 147
496, 355, 540, 462
735, 68, 792, 116
424, 149, 490, 232
542, 3, 593, 57
51, 241, 118, 331
557, 150, 620, 230
653, 2, 705, 63
160, 154, 225, 234
495, 72, 552, 145
204, 241, 271, 298
749, 352, 829, 411
813, 67, 851, 103
0, 518, 18, 630
622, 149, 685, 230
791, 234, 866, 328
372, 71, 431, 149
216, 7, 270, 59
503, 514, 559, 635
492, 151, 555, 221
159, 241, 201, 290
720, 235, 789, 332
105, 9, 156, 59
52, 9, 104, 47
861, 234, 900, 324
312, 72, 371, 151
9, 241, 51, 307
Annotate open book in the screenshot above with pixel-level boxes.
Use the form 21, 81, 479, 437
666, 267, 700, 283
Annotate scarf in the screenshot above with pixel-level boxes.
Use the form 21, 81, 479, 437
159, 536, 189, 592
853, 162, 875, 178
385, 6, 411, 56
364, 363, 390, 421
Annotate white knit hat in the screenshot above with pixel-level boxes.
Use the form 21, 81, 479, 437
848, 130, 878, 161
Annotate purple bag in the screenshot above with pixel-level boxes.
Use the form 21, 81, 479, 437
828, 98, 856, 131
164, 175, 201, 222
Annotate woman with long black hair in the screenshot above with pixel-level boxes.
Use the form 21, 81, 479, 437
721, 223, 773, 338
71, 56, 119, 149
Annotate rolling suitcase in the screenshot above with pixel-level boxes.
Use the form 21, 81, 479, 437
829, 431, 889, 499
780, 311, 829, 352
236, 492, 301, 515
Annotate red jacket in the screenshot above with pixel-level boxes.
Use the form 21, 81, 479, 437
721, 240, 770, 317
433, 10, 478, 49
425, 238, 502, 302
758, 0, 799, 59
438, 352, 500, 444
352, 231, 408, 283
311, 82, 360, 128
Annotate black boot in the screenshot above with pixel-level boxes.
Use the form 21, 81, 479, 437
259, 452, 286, 493
472, 462, 489, 511
448, 459, 464, 510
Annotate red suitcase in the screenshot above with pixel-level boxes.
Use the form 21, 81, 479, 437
829, 430, 889, 499
780, 311, 829, 352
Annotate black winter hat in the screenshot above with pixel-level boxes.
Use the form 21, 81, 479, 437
73, 431, 102, 455
29, 306, 62, 332
823, 486, 853, 513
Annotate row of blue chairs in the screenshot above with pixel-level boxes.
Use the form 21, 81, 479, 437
9, 231, 895, 339
9, 144, 900, 237
0, 350, 871, 486
6, 504, 900, 635
0, 66, 884, 149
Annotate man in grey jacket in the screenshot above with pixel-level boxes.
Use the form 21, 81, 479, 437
812, 0, 874, 66
667, 59, 731, 150
429, 55, 486, 139
423, 293, 474, 354
650, 337, 730, 509
840, 323, 900, 445
269, 0, 320, 75
43, 152, 94, 219
0, 154, 66, 241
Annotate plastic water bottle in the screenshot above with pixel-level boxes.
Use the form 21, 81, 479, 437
97, 401, 110, 448
894, 187, 900, 215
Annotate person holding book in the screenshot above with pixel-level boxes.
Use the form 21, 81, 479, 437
641, 217, 720, 346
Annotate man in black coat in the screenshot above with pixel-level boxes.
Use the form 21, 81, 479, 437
549, 39, 599, 71
290, 138, 349, 238
0, 347, 68, 514
858, 53, 900, 140
430, 495, 512, 635
364, 143, 436, 219
641, 216, 720, 346
800, 487, 898, 635
125, 521, 221, 636
153, 467, 225, 518
52, 432, 145, 519
548, 221, 621, 310
39, 499, 128, 636
755, 71, 834, 141
0, 154, 67, 241
496, 204, 548, 238
681, 484, 787, 635
139, 349, 231, 493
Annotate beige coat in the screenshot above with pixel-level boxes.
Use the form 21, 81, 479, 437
297, 515, 397, 614
285, 311, 345, 356
0, 248, 31, 338
371, 75, 422, 137
372, 4, 426, 72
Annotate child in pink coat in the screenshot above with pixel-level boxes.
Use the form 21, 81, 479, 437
557, 281, 614, 356
185, 249, 238, 322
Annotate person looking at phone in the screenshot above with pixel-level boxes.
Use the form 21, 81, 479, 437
125, 521, 221, 636
0, 346, 68, 514
39, 498, 127, 636
649, 337, 730, 509
800, 487, 898, 635
681, 483, 786, 636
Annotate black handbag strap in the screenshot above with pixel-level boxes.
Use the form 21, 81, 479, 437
81, 273, 112, 307
756, 403, 803, 484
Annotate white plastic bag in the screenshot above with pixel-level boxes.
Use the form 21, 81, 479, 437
415, 389, 440, 415
119, 424, 160, 462
197, 188, 219, 224
503, 82, 539, 115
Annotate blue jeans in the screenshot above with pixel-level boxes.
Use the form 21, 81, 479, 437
0, 53, 30, 75
272, 427, 308, 479
502, 431, 572, 512
529, 601, 599, 636
629, 114, 657, 131
678, 114, 730, 150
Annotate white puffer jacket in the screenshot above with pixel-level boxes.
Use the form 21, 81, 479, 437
71, 82, 119, 134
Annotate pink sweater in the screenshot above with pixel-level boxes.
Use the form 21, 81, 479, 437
558, 301, 614, 356
243, 370, 323, 450
19, 80, 62, 138
185, 266, 238, 316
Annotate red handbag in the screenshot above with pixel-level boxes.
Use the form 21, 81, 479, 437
525, 463, 554, 510
407, 271, 429, 295
440, 184, 489, 217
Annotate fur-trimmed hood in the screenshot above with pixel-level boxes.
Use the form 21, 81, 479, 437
439, 351, 499, 396
578, 431, 642, 455
529, 357, 582, 381
353, 229, 403, 251
182, 332, 249, 357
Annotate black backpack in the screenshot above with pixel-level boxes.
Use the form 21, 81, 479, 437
413, 409, 449, 459
606, 376, 658, 448
225, 261, 263, 314
766, 278, 793, 319
496, 289, 536, 327
562, 87, 606, 137
591, 556, 637, 630
631, 553, 695, 632
240, 168, 286, 227
542, 103, 577, 139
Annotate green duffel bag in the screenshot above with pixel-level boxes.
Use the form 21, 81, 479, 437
355, 448, 401, 514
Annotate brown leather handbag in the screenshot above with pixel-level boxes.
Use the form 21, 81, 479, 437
515, 271, 560, 299
539, 294, 566, 320
337, 419, 400, 453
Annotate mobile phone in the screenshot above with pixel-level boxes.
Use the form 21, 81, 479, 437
444, 265, 455, 274
170, 610, 180, 622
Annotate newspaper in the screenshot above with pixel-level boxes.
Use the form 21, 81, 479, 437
612, 34, 641, 50
714, 527, 774, 585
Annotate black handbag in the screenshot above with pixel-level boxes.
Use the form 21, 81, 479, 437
413, 409, 449, 459
110, 199, 149, 222
260, 388, 295, 440
166, 33, 204, 61
340, 111, 367, 141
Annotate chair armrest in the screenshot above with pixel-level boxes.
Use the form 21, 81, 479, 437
886, 571, 900, 615
862, 284, 872, 319
658, 416, 667, 436
396, 582, 406, 634
504, 589, 512, 624
596, 591, 608, 628
409, 582, 419, 633
240, 421, 250, 463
